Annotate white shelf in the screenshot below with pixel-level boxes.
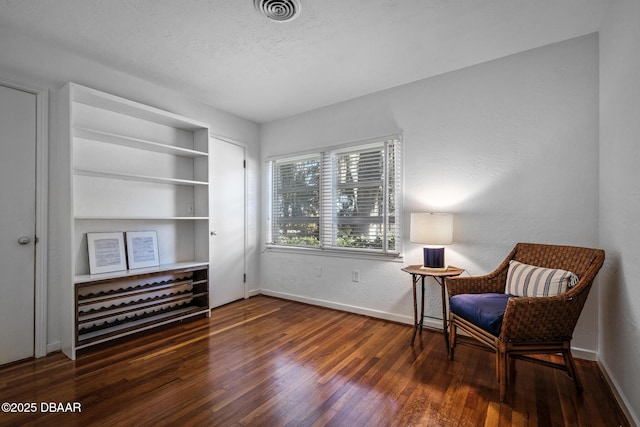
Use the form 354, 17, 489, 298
74, 216, 209, 220
74, 168, 209, 186
71, 83, 209, 131
74, 261, 209, 284
74, 127, 208, 158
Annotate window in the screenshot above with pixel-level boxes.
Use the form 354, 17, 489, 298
268, 135, 402, 256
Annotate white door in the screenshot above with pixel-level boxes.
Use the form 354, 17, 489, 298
0, 84, 36, 364
210, 138, 246, 307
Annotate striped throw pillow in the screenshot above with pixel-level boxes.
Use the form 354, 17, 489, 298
506, 260, 579, 297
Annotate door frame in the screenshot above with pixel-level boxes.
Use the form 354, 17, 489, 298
1, 77, 49, 358
210, 132, 247, 300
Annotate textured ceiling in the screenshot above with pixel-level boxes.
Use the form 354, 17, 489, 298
0, 0, 607, 123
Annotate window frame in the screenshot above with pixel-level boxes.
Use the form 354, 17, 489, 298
266, 134, 402, 260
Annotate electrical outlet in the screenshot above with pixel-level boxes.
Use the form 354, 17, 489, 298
352, 270, 360, 282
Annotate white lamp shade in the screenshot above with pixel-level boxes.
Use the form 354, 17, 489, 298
410, 213, 453, 245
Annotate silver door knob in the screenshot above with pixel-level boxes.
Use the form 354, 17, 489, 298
17, 236, 31, 245
211, 231, 218, 236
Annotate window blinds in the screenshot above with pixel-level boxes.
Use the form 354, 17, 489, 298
269, 136, 401, 256
271, 154, 321, 246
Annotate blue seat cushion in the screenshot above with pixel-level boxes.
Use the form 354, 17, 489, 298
449, 293, 515, 336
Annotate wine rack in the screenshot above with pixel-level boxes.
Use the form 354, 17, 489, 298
74, 264, 209, 352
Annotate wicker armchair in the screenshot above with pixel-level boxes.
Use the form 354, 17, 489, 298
447, 243, 605, 402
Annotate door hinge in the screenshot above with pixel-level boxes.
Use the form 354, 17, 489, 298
243, 273, 246, 283
243, 159, 246, 169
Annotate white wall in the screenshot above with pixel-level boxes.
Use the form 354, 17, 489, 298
260, 35, 600, 353
599, 0, 640, 424
0, 28, 262, 351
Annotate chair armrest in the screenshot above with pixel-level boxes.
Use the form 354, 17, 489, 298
500, 294, 584, 342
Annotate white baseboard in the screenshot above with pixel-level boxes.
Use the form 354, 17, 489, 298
598, 358, 639, 427
259, 289, 414, 326
46, 340, 62, 355
570, 346, 597, 361
247, 288, 261, 298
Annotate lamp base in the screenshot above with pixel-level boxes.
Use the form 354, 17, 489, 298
423, 247, 445, 269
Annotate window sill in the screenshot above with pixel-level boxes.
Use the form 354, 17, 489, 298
264, 245, 404, 263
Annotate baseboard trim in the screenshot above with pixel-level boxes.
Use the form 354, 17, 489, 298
247, 289, 261, 298
570, 346, 597, 361
259, 290, 457, 338
46, 340, 62, 354
597, 358, 639, 427
260, 289, 415, 326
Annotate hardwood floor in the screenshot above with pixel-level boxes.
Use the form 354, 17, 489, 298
0, 296, 629, 426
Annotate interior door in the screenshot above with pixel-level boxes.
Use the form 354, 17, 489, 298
210, 138, 246, 307
0, 84, 36, 365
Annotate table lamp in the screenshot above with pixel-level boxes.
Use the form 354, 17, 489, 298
410, 212, 453, 270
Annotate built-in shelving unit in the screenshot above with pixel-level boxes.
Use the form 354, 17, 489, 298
56, 83, 212, 359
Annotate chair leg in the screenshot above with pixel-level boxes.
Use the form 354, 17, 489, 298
448, 321, 456, 360
563, 350, 583, 394
508, 355, 516, 385
499, 351, 508, 402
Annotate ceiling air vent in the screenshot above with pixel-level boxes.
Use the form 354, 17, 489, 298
254, 0, 301, 22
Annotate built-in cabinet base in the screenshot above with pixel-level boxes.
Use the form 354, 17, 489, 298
74, 263, 210, 354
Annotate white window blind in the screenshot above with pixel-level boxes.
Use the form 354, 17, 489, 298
269, 136, 401, 256
271, 154, 321, 247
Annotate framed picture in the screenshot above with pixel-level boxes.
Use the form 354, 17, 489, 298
126, 231, 160, 269
87, 232, 127, 275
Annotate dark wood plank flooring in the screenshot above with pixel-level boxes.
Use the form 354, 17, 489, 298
0, 296, 629, 426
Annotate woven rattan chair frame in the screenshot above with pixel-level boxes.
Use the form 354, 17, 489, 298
447, 243, 605, 402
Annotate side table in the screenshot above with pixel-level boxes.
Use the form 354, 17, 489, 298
401, 265, 464, 351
